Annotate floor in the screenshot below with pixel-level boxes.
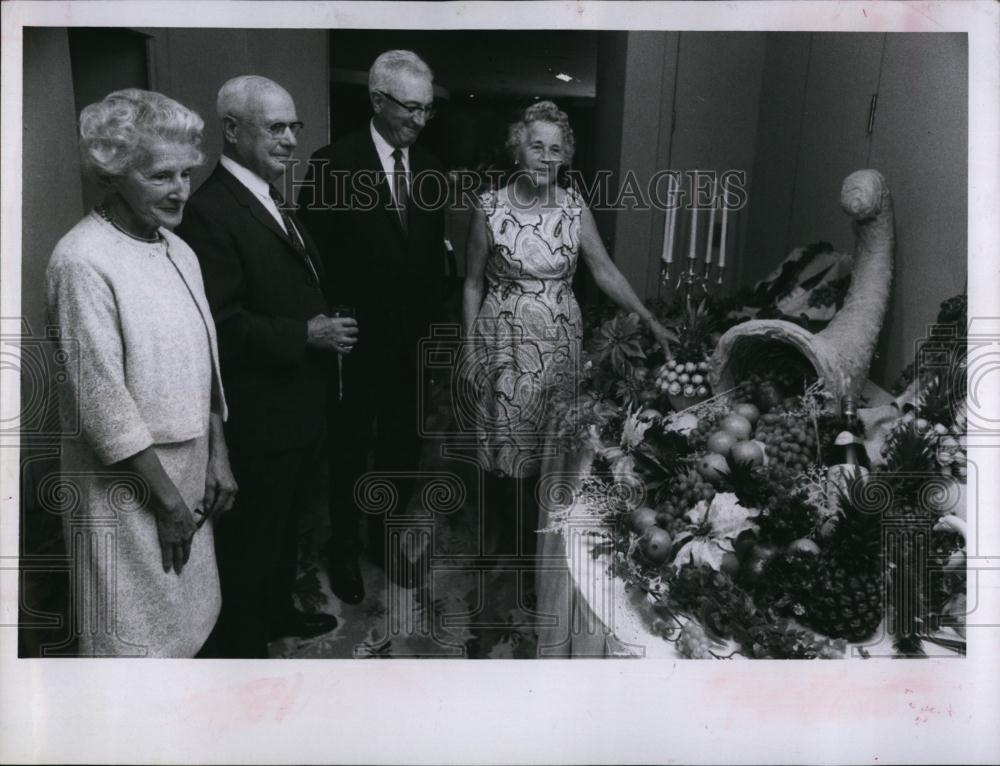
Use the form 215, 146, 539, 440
273, 378, 542, 659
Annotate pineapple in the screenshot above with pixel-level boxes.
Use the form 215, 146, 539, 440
807, 564, 885, 642
801, 480, 886, 641
670, 297, 716, 363
882, 422, 940, 509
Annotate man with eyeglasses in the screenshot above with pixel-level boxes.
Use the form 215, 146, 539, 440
299, 50, 448, 603
178, 75, 350, 657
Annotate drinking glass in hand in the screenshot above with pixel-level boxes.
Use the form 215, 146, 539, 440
330, 305, 356, 400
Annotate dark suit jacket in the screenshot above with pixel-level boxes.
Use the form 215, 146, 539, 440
177, 163, 330, 453
298, 131, 447, 383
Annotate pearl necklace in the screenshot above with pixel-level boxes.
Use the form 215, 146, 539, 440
96, 204, 162, 244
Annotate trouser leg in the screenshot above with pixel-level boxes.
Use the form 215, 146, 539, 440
327, 381, 374, 557
203, 443, 318, 658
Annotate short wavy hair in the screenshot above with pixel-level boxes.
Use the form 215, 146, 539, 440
79, 88, 205, 179
506, 101, 576, 164
368, 50, 433, 94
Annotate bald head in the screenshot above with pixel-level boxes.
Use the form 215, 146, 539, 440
218, 75, 300, 182
217, 75, 291, 121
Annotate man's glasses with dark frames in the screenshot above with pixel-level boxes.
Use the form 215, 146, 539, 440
375, 90, 436, 120
226, 114, 305, 138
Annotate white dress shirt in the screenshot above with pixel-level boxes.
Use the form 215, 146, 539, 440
220, 155, 288, 235
370, 120, 410, 206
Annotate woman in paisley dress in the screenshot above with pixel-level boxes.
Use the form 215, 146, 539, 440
462, 101, 674, 572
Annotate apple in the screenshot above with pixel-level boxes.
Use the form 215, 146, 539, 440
732, 402, 760, 425
706, 430, 736, 457
786, 537, 821, 556
630, 507, 659, 533
639, 527, 673, 565
668, 381, 682, 396
729, 439, 764, 468
720, 551, 741, 577
719, 413, 753, 441
697, 452, 730, 483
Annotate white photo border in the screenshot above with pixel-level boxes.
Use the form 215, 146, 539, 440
2, 2, 998, 764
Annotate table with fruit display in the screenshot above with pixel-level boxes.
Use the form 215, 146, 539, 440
540, 170, 968, 659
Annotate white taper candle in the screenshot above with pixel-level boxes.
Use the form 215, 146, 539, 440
705, 175, 718, 265
661, 173, 677, 264
687, 185, 698, 262
718, 177, 729, 270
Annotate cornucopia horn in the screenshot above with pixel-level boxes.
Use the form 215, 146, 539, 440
708, 169, 895, 405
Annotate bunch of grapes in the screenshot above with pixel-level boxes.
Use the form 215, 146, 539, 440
686, 410, 722, 452
754, 411, 819, 481
676, 621, 714, 659
655, 469, 716, 520
738, 366, 816, 412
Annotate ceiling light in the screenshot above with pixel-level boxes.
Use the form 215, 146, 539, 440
555, 73, 573, 82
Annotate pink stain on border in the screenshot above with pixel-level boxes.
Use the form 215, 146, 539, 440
705, 670, 949, 725
183, 672, 305, 732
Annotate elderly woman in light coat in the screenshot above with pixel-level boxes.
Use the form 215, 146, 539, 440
46, 89, 237, 657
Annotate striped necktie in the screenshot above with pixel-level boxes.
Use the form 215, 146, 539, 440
269, 185, 320, 284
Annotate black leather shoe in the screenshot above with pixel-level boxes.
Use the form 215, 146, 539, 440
328, 557, 365, 605
267, 610, 338, 641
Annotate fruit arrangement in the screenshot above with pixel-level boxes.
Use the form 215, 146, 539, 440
752, 411, 819, 479
654, 358, 711, 400
584, 362, 967, 659
567, 277, 968, 658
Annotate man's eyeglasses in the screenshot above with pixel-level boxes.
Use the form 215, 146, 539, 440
375, 90, 436, 120
227, 114, 305, 138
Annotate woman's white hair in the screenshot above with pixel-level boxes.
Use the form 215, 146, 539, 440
368, 50, 433, 94
79, 88, 204, 179
216, 74, 287, 121
506, 100, 576, 163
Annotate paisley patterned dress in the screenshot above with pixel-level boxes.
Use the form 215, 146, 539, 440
473, 187, 584, 478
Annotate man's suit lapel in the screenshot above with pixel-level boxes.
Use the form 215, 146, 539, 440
214, 165, 324, 282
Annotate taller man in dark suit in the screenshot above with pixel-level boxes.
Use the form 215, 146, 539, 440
298, 51, 447, 603
178, 76, 355, 657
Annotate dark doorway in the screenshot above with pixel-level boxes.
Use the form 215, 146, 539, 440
67, 27, 150, 211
